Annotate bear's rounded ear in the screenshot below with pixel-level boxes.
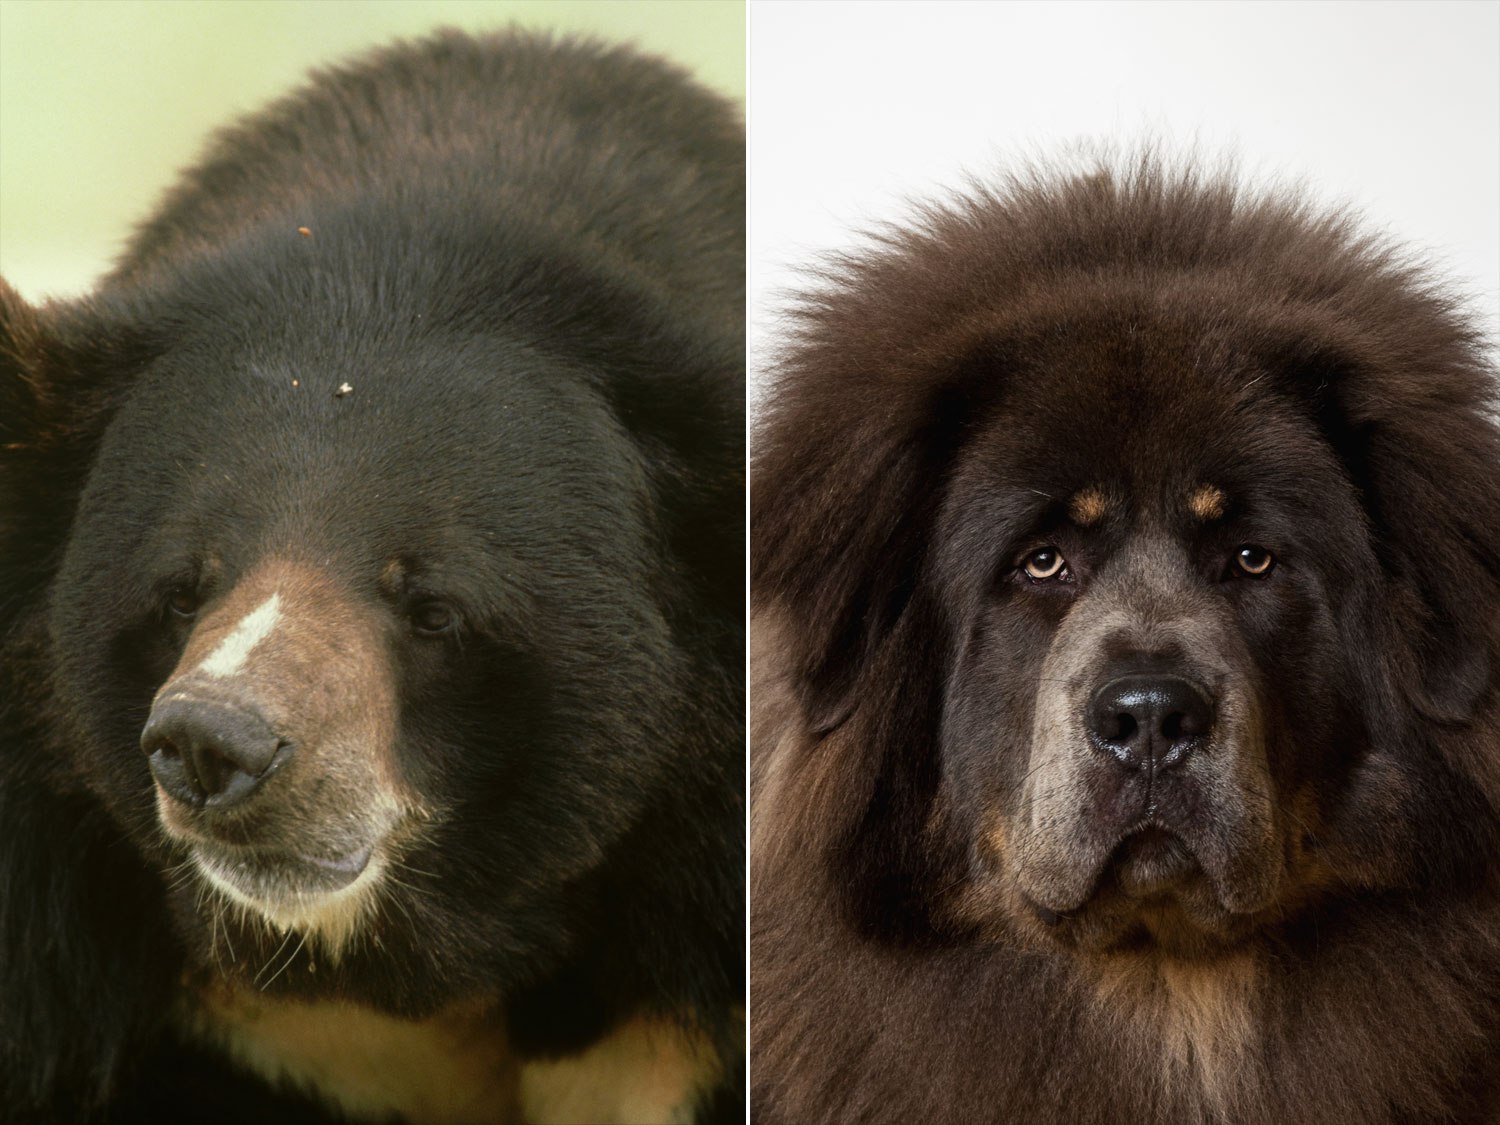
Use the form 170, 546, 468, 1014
752, 377, 969, 733
2, 277, 161, 443
1, 277, 71, 591
0, 276, 54, 449
1, 279, 163, 604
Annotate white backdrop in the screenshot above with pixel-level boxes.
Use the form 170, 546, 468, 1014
748, 0, 1500, 404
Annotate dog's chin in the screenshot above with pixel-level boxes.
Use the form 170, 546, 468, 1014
1109, 826, 1200, 898
1011, 828, 1268, 958
1052, 884, 1257, 958
189, 838, 387, 952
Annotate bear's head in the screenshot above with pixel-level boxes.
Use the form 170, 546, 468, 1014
1, 235, 742, 1011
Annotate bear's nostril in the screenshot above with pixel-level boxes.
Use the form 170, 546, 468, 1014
149, 736, 182, 761
141, 697, 288, 809
189, 744, 240, 800
146, 739, 202, 805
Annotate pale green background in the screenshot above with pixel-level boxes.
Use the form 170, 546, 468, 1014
0, 0, 745, 302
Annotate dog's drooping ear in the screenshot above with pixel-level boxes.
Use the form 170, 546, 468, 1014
1363, 418, 1500, 724
753, 377, 971, 733
1271, 328, 1500, 728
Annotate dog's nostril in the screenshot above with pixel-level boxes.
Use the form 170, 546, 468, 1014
1161, 711, 1183, 740
1087, 675, 1215, 771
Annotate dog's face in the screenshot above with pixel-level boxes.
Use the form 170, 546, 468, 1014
755, 168, 1498, 995
927, 318, 1411, 955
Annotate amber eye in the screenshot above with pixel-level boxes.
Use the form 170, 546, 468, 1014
410, 600, 457, 635
166, 588, 198, 618
1023, 547, 1068, 581
1235, 545, 1275, 577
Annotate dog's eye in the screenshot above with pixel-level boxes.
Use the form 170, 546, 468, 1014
1023, 547, 1068, 581
165, 588, 199, 619
410, 600, 458, 635
1234, 545, 1275, 576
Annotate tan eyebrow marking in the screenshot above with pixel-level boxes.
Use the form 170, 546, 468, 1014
1068, 488, 1109, 526
379, 557, 407, 596
1189, 484, 1227, 521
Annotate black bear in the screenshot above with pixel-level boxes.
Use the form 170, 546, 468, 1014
0, 30, 743, 1124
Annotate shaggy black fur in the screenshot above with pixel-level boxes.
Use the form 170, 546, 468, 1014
751, 157, 1500, 1123
1, 30, 743, 1123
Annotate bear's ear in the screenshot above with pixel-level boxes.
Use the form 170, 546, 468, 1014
2, 278, 89, 607
0, 276, 55, 448
1, 279, 162, 605
1, 276, 158, 445
752, 377, 969, 732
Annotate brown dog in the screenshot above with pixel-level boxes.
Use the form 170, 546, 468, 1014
751, 158, 1500, 1124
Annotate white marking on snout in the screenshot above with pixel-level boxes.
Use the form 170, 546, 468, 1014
199, 594, 282, 678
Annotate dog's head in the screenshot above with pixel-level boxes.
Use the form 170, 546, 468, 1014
753, 165, 1500, 959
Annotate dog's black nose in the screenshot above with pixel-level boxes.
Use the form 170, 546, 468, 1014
1087, 674, 1214, 772
141, 697, 289, 808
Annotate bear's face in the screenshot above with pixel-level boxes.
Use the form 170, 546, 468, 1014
48, 326, 685, 989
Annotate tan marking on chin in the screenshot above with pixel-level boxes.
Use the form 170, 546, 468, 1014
189, 987, 517, 1124
1068, 488, 1109, 526
1189, 484, 1227, 521
520, 1013, 728, 1125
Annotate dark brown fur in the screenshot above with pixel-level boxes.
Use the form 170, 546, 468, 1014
1, 31, 743, 1122
751, 158, 1500, 1123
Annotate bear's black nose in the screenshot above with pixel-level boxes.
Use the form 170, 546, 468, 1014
141, 697, 290, 808
1087, 674, 1215, 772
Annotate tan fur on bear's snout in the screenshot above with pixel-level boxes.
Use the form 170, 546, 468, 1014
152, 557, 410, 952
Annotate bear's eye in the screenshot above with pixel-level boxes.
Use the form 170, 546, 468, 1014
1234, 545, 1275, 577
165, 588, 199, 618
410, 600, 458, 635
1023, 547, 1068, 581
